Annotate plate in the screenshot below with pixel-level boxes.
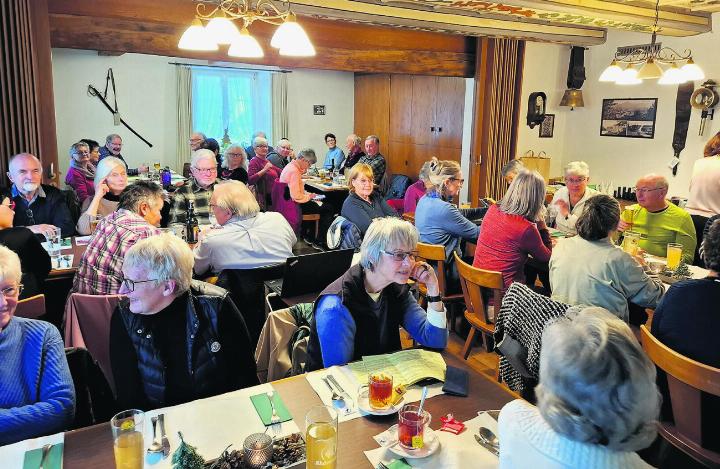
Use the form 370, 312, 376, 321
357, 389, 404, 416
385, 424, 440, 459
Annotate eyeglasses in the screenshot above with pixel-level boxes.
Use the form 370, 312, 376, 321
193, 167, 217, 175
0, 284, 23, 298
226, 152, 244, 158
382, 250, 419, 262
74, 150, 90, 156
119, 277, 161, 292
565, 177, 587, 185
1, 200, 16, 211
188, 138, 203, 143
450, 178, 465, 186
255, 144, 269, 148
635, 187, 665, 195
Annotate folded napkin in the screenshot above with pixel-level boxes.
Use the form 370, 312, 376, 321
23, 443, 63, 469
250, 392, 292, 425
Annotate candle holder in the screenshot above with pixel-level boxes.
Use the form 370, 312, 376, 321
243, 433, 273, 468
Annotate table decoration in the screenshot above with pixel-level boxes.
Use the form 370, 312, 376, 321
242, 433, 273, 468
206, 433, 306, 469
172, 431, 206, 469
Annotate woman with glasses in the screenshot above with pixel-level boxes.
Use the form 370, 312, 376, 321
341, 163, 396, 237
0, 246, 74, 445
0, 197, 51, 298
76, 156, 128, 235
305, 217, 448, 370
548, 161, 598, 235
65, 141, 96, 204
247, 136, 280, 210
219, 144, 248, 183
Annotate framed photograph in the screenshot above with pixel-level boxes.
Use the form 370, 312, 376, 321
313, 104, 326, 116
539, 114, 554, 138
600, 98, 657, 139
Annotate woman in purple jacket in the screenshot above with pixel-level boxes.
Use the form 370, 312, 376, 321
65, 141, 95, 204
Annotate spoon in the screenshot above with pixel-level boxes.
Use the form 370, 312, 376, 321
478, 426, 500, 448
147, 416, 163, 453
322, 376, 345, 409
417, 386, 428, 415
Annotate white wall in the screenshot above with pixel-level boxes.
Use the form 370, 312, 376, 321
50, 49, 355, 177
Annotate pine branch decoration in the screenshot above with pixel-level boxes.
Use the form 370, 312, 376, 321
172, 431, 205, 469
673, 260, 691, 279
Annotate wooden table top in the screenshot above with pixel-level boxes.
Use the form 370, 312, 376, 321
47, 238, 87, 279
61, 352, 512, 468
304, 177, 349, 192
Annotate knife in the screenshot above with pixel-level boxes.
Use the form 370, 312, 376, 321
326, 375, 354, 408
474, 434, 499, 457
158, 414, 170, 457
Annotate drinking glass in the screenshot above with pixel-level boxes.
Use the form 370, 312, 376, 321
620, 207, 635, 230
169, 223, 187, 241
154, 161, 161, 172
89, 214, 102, 234
622, 231, 641, 256
667, 243, 683, 271
306, 405, 338, 469
46, 227, 62, 266
367, 372, 393, 410
398, 404, 431, 450
111, 409, 144, 469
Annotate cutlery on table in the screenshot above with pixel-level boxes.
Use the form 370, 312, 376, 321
474, 434, 499, 457
326, 374, 354, 409
321, 376, 345, 408
147, 416, 163, 453
478, 426, 500, 448
158, 414, 170, 457
267, 391, 281, 425
39, 443, 52, 469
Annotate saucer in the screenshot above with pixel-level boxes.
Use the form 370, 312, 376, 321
385, 425, 440, 459
357, 389, 404, 416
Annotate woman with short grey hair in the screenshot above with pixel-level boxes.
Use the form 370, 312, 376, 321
549, 160, 598, 235
550, 194, 664, 322
499, 306, 659, 468
306, 217, 448, 370
65, 141, 95, 204
220, 144, 248, 184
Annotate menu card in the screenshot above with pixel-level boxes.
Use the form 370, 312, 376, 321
348, 349, 447, 386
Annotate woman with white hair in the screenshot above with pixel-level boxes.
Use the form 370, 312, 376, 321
549, 161, 598, 235
247, 136, 280, 210
403, 158, 434, 213
474, 169, 552, 291
220, 144, 248, 183
0, 245, 75, 445
499, 307, 659, 468
76, 156, 128, 235
305, 217, 448, 370
109, 233, 258, 410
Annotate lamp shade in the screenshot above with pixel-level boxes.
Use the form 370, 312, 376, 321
559, 89, 584, 109
681, 58, 705, 81
616, 64, 641, 85
205, 16, 241, 45
178, 18, 218, 51
228, 28, 264, 58
637, 58, 663, 80
599, 60, 623, 82
659, 63, 687, 85
271, 15, 315, 56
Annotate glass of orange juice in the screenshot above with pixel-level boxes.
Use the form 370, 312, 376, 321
306, 405, 338, 469
111, 409, 144, 469
667, 243, 683, 271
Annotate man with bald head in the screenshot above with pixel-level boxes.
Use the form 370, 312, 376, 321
618, 173, 696, 263
4, 153, 74, 236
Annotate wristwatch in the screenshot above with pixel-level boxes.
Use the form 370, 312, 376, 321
426, 294, 442, 303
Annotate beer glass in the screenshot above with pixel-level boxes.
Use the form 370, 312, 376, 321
111, 409, 144, 469
306, 405, 338, 469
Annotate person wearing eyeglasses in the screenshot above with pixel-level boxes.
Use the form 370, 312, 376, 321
305, 217, 448, 370
219, 144, 248, 183
548, 161, 599, 236
0, 246, 74, 445
244, 131, 274, 160
98, 134, 148, 176
188, 131, 206, 152
268, 138, 295, 170
617, 174, 696, 263
109, 234, 258, 411
0, 197, 51, 298
247, 136, 280, 210
322, 133, 345, 170
64, 142, 96, 204
168, 150, 219, 225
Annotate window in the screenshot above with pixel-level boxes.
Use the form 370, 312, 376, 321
191, 67, 272, 148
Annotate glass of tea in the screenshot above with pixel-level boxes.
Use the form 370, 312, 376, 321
368, 372, 393, 410
398, 404, 431, 450
111, 409, 144, 469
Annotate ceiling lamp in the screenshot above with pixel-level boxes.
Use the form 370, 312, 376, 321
598, 0, 703, 86
179, 1, 315, 58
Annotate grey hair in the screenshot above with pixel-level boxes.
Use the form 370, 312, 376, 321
191, 131, 207, 140
69, 142, 89, 158
105, 134, 122, 144
297, 148, 317, 165
251, 131, 266, 140
0, 245, 22, 285
213, 180, 260, 218
253, 136, 268, 148
347, 134, 362, 146
640, 173, 669, 190
576, 195, 620, 241
564, 161, 590, 178
94, 156, 127, 186
501, 159, 524, 178
418, 158, 436, 184
221, 145, 247, 169
118, 180, 164, 213
360, 217, 418, 272
536, 306, 660, 452
703, 219, 720, 272
8, 153, 41, 172
124, 233, 194, 294
426, 159, 461, 198
277, 138, 291, 148
499, 169, 546, 220
191, 149, 216, 168
365, 135, 380, 145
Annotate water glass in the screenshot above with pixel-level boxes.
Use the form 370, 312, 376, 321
89, 214, 102, 234
622, 231, 641, 256
398, 404, 431, 450
306, 405, 338, 469
169, 223, 187, 241
46, 227, 62, 263
111, 409, 144, 469
667, 243, 683, 271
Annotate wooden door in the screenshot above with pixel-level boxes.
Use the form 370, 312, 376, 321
389, 75, 413, 144
354, 74, 390, 156
434, 77, 465, 149
410, 76, 436, 146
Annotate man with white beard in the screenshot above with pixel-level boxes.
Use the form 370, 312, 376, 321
4, 153, 75, 236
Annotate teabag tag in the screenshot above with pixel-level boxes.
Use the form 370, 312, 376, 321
391, 384, 407, 406
439, 413, 466, 435
113, 112, 121, 126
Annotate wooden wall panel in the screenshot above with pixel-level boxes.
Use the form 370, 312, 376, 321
434, 77, 465, 150
389, 75, 413, 144
353, 75, 390, 157
410, 77, 436, 147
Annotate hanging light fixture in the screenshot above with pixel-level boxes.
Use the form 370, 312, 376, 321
178, 1, 315, 58
598, 0, 703, 85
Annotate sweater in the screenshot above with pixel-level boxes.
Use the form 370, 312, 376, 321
623, 203, 696, 263
0, 227, 51, 299
64, 166, 95, 204
498, 399, 654, 469
549, 186, 599, 235
686, 156, 720, 217
323, 147, 345, 169
341, 192, 396, 236
6, 184, 75, 237
279, 161, 312, 203
403, 180, 426, 213
76, 195, 119, 235
0, 317, 75, 445
473, 204, 552, 289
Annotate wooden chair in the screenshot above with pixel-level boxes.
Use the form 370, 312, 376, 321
15, 294, 46, 319
416, 242, 464, 331
454, 252, 504, 359
640, 325, 720, 467
302, 213, 321, 240
401, 212, 415, 224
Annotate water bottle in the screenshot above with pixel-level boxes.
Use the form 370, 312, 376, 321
161, 167, 172, 189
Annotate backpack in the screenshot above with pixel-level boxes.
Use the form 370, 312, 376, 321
384, 174, 412, 200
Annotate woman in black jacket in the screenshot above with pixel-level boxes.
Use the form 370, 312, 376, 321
341, 163, 396, 236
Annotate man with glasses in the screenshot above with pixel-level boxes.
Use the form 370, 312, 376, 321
617, 173, 696, 263
268, 138, 295, 170
98, 134, 148, 176
3, 153, 74, 237
72, 181, 162, 294
188, 131, 206, 152
548, 161, 599, 235
168, 150, 218, 225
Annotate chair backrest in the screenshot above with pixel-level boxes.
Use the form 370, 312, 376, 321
64, 293, 122, 394
454, 252, 504, 324
417, 242, 448, 296
65, 347, 116, 429
386, 198, 404, 216
640, 325, 720, 462
61, 188, 81, 226
385, 174, 412, 200
402, 212, 415, 225
15, 294, 46, 319
271, 181, 301, 233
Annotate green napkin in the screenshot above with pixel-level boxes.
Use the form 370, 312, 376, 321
387, 459, 412, 469
23, 443, 63, 469
250, 392, 292, 425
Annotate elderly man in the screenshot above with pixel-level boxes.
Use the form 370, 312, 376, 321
268, 138, 295, 170
98, 134, 147, 176
193, 181, 296, 275
109, 234, 258, 410
244, 130, 273, 160
189, 131, 206, 152
340, 134, 365, 173
501, 159, 524, 185
549, 161, 599, 235
4, 153, 74, 236
169, 150, 218, 225
72, 181, 162, 294
618, 174, 696, 263
358, 135, 386, 185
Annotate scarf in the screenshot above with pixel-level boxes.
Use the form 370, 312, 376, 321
70, 159, 95, 179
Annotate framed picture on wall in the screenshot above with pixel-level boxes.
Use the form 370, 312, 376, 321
539, 114, 554, 138
600, 98, 657, 139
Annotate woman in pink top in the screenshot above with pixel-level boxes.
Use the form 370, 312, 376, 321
686, 131, 720, 266
247, 136, 280, 210
65, 141, 95, 204
473, 169, 552, 290
403, 158, 434, 214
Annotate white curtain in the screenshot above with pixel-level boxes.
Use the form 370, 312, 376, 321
272, 72, 289, 142
176, 65, 193, 171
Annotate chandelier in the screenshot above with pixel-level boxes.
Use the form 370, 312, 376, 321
178, 0, 315, 58
598, 0, 703, 85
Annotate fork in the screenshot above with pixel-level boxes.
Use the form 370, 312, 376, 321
267, 390, 281, 433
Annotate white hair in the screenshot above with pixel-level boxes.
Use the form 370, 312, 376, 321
94, 156, 126, 186
360, 217, 418, 271
499, 169, 546, 220
124, 233, 194, 294
564, 161, 590, 178
213, 180, 260, 218
191, 149, 216, 167
0, 245, 22, 284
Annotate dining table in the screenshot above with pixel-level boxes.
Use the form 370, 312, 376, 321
47, 236, 89, 279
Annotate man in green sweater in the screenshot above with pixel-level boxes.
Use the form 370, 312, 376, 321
618, 174, 696, 263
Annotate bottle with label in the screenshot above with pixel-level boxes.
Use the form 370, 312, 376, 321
186, 200, 199, 244
330, 158, 335, 178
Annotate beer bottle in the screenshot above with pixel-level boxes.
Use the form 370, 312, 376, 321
186, 200, 199, 244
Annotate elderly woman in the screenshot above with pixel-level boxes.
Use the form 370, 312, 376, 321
341, 163, 396, 236
473, 169, 552, 290
0, 246, 75, 445
501, 159, 524, 185
550, 195, 664, 322
220, 144, 248, 183
109, 234, 258, 411
65, 141, 95, 204
403, 158, 433, 213
75, 156, 128, 235
499, 307, 659, 468
80, 138, 101, 167
247, 136, 280, 209
0, 197, 51, 298
306, 217, 448, 370
340, 134, 364, 173
548, 161, 598, 235
685, 131, 720, 265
